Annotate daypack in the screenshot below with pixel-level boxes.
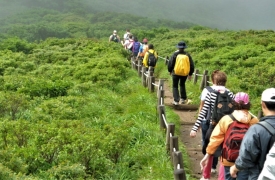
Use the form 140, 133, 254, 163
111, 35, 119, 43
148, 51, 157, 66
222, 114, 250, 162
174, 54, 190, 76
211, 91, 234, 123
258, 121, 275, 153
132, 42, 141, 54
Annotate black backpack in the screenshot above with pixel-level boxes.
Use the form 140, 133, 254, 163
211, 90, 234, 123
111, 35, 119, 43
148, 51, 157, 66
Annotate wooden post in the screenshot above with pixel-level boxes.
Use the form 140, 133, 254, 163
200, 70, 208, 90
166, 123, 175, 151
157, 89, 165, 109
149, 76, 155, 93
204, 75, 210, 87
173, 151, 186, 180
142, 67, 147, 87
193, 69, 199, 84
138, 60, 142, 77
158, 105, 166, 129
170, 136, 179, 159
157, 79, 165, 98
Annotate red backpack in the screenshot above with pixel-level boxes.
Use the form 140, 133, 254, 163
222, 114, 250, 162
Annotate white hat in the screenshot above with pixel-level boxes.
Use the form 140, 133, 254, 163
261, 88, 275, 102
113, 30, 117, 33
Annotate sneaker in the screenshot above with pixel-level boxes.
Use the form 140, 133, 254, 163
172, 101, 179, 106
211, 168, 217, 174
200, 177, 209, 180
181, 99, 188, 104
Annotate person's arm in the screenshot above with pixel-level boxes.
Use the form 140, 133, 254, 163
190, 92, 212, 137
168, 51, 177, 73
188, 54, 195, 76
206, 117, 227, 154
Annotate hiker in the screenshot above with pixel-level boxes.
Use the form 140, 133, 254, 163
122, 34, 134, 51
258, 142, 275, 180
190, 70, 234, 180
230, 88, 275, 179
109, 30, 120, 43
143, 44, 158, 72
136, 38, 149, 61
123, 29, 131, 43
200, 92, 259, 180
192, 70, 225, 174
168, 41, 194, 105
132, 37, 141, 59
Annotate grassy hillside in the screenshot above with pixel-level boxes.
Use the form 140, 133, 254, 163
0, 1, 275, 179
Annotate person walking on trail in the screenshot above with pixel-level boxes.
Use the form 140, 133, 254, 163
132, 37, 141, 59
258, 142, 275, 180
200, 92, 259, 180
123, 29, 131, 43
143, 44, 158, 72
136, 38, 149, 61
190, 70, 234, 180
192, 70, 225, 175
230, 88, 275, 179
109, 30, 120, 43
168, 41, 194, 105
122, 34, 134, 51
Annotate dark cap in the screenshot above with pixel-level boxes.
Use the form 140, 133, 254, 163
176, 41, 187, 49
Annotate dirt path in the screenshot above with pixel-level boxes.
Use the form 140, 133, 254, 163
162, 82, 219, 180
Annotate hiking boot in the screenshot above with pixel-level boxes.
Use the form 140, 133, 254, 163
172, 101, 179, 106
211, 168, 217, 174
181, 99, 188, 104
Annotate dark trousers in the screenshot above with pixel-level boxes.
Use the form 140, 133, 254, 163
172, 75, 187, 102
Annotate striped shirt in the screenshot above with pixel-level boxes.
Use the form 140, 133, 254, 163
192, 90, 234, 132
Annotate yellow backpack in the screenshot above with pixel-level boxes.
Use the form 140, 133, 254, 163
174, 54, 190, 76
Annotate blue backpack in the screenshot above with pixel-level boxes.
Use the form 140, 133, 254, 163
133, 42, 141, 54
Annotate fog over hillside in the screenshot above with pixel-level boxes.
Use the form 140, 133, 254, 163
90, 0, 275, 30
0, 0, 274, 30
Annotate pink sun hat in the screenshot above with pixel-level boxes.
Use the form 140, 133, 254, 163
234, 92, 249, 104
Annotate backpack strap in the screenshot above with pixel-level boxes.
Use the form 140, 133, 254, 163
205, 86, 213, 92
258, 121, 275, 135
228, 114, 237, 121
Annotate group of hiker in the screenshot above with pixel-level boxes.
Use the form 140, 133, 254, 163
188, 69, 275, 180
109, 29, 158, 72
110, 29, 275, 180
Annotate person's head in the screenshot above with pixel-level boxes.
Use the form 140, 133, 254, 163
143, 38, 148, 44
261, 88, 275, 114
176, 41, 187, 52
113, 30, 117, 34
126, 29, 130, 32
233, 92, 251, 110
211, 70, 227, 86
128, 34, 133, 39
148, 44, 154, 49
134, 36, 138, 42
